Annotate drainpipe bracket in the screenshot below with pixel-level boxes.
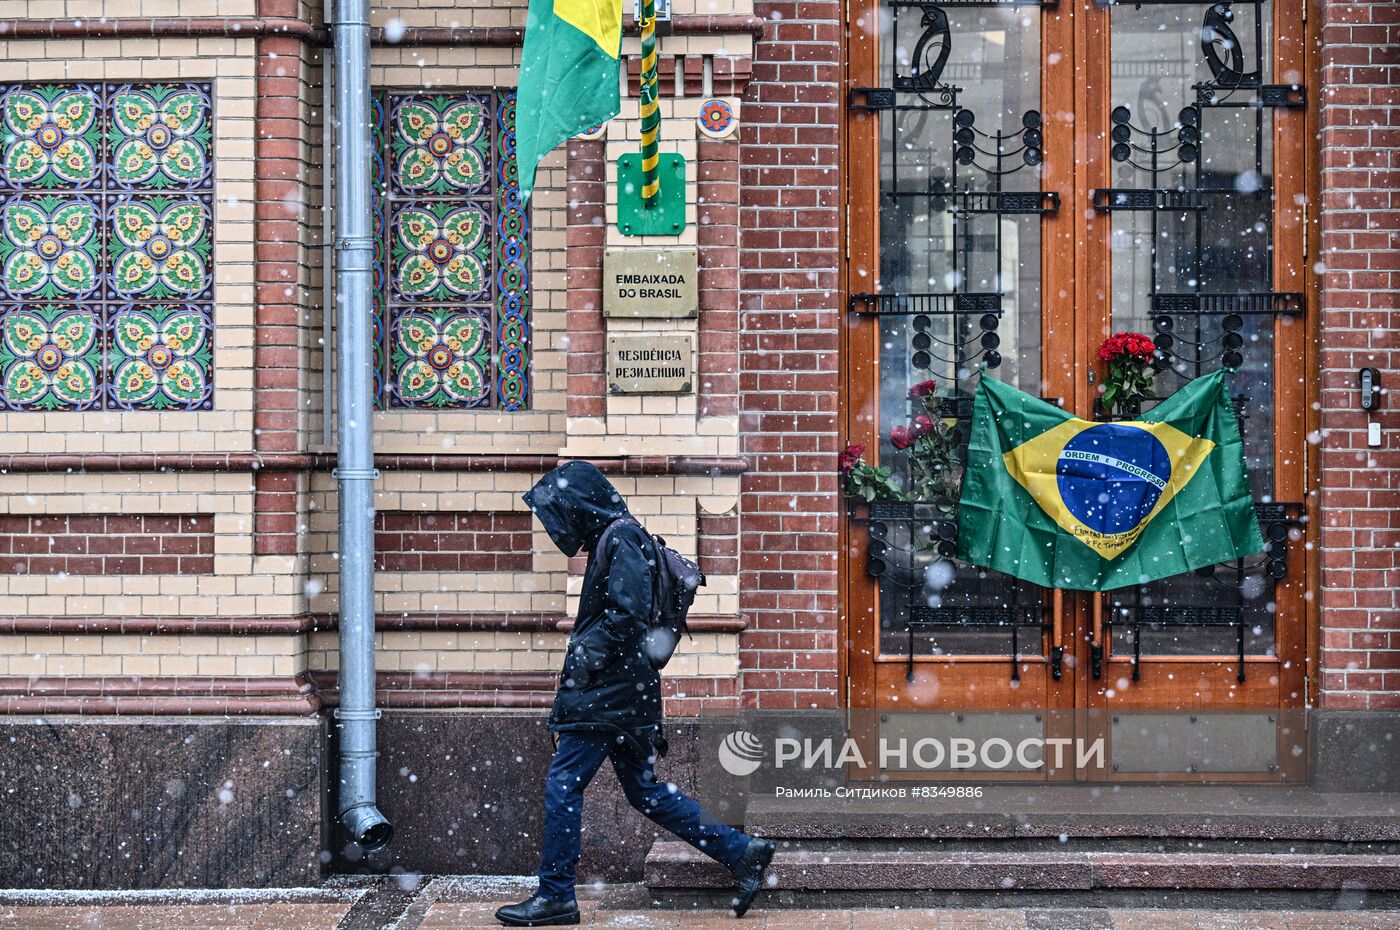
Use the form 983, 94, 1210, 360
333, 237, 376, 262
332, 468, 380, 481
334, 708, 382, 721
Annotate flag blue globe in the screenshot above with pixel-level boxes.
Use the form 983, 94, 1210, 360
1056, 424, 1172, 536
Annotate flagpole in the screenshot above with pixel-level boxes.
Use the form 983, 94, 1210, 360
639, 0, 660, 208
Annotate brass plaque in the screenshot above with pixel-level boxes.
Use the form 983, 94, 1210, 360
606, 334, 694, 394
603, 247, 698, 318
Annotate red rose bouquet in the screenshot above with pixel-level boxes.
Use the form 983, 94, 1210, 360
1097, 331, 1157, 416
841, 379, 963, 506
839, 441, 903, 502
903, 379, 961, 507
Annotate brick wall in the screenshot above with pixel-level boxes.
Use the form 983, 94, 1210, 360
738, 0, 843, 709
697, 138, 742, 421
374, 511, 532, 573
697, 508, 739, 578
0, 515, 215, 576
0, 0, 753, 731
1317, 0, 1400, 709
253, 16, 320, 559
566, 137, 608, 422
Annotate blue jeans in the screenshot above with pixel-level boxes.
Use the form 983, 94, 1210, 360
536, 729, 751, 901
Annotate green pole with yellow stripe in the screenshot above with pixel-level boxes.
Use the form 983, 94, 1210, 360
638, 0, 661, 207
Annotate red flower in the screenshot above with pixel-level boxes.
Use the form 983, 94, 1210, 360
838, 442, 865, 473
908, 379, 937, 399
890, 425, 912, 450
1097, 331, 1156, 362
911, 414, 934, 439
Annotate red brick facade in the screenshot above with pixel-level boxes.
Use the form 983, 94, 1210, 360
566, 138, 609, 420
738, 0, 844, 709
697, 138, 742, 421
0, 515, 215, 576
696, 510, 739, 579
253, 16, 316, 559
2, 0, 1399, 894
0, 3, 1394, 717
373, 511, 533, 573
1317, 0, 1400, 709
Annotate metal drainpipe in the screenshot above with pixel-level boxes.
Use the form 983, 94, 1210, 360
331, 0, 392, 852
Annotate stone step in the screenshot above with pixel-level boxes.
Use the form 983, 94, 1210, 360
644, 842, 1400, 893
747, 809, 1400, 843
743, 787, 1400, 842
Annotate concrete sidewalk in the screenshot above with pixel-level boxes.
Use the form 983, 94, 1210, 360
2, 878, 1396, 930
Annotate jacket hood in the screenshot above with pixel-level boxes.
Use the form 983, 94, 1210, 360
523, 461, 631, 557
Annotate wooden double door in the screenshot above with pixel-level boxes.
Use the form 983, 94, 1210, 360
843, 0, 1317, 780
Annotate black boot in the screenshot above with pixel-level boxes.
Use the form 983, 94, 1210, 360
728, 837, 775, 918
494, 894, 580, 927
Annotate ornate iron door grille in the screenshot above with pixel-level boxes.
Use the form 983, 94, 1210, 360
1093, 0, 1305, 678
853, 2, 1059, 681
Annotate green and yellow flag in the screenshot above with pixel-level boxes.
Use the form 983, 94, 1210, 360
516, 0, 623, 203
956, 370, 1264, 591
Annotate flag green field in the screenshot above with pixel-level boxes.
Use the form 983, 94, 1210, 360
955, 370, 1265, 591
516, 0, 623, 203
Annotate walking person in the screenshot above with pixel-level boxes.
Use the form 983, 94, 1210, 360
496, 461, 774, 927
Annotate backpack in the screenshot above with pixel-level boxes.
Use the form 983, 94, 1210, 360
598, 517, 706, 669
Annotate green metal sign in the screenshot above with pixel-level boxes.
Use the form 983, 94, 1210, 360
617, 153, 686, 236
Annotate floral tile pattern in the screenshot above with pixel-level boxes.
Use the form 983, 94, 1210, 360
390, 95, 491, 197
0, 303, 103, 410
108, 303, 213, 409
390, 202, 491, 302
2, 85, 102, 190
108, 196, 213, 300
108, 84, 212, 190
390, 307, 492, 406
0, 195, 101, 299
0, 82, 214, 411
375, 90, 529, 409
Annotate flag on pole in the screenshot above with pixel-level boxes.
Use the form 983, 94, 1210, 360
516, 0, 623, 203
637, 0, 661, 207
955, 370, 1264, 591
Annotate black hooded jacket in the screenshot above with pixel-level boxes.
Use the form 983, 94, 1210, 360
524, 461, 662, 733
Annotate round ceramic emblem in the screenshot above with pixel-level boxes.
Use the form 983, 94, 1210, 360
697, 99, 736, 139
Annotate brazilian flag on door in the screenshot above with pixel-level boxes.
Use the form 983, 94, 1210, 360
956, 370, 1265, 591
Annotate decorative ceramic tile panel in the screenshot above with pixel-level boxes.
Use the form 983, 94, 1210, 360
107, 84, 213, 190
0, 303, 103, 410
371, 93, 388, 404
390, 306, 492, 406
390, 202, 491, 303
494, 92, 530, 412
0, 82, 214, 411
1, 85, 102, 190
1, 195, 102, 300
108, 303, 213, 409
373, 89, 529, 410
108, 196, 213, 301
389, 95, 491, 197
